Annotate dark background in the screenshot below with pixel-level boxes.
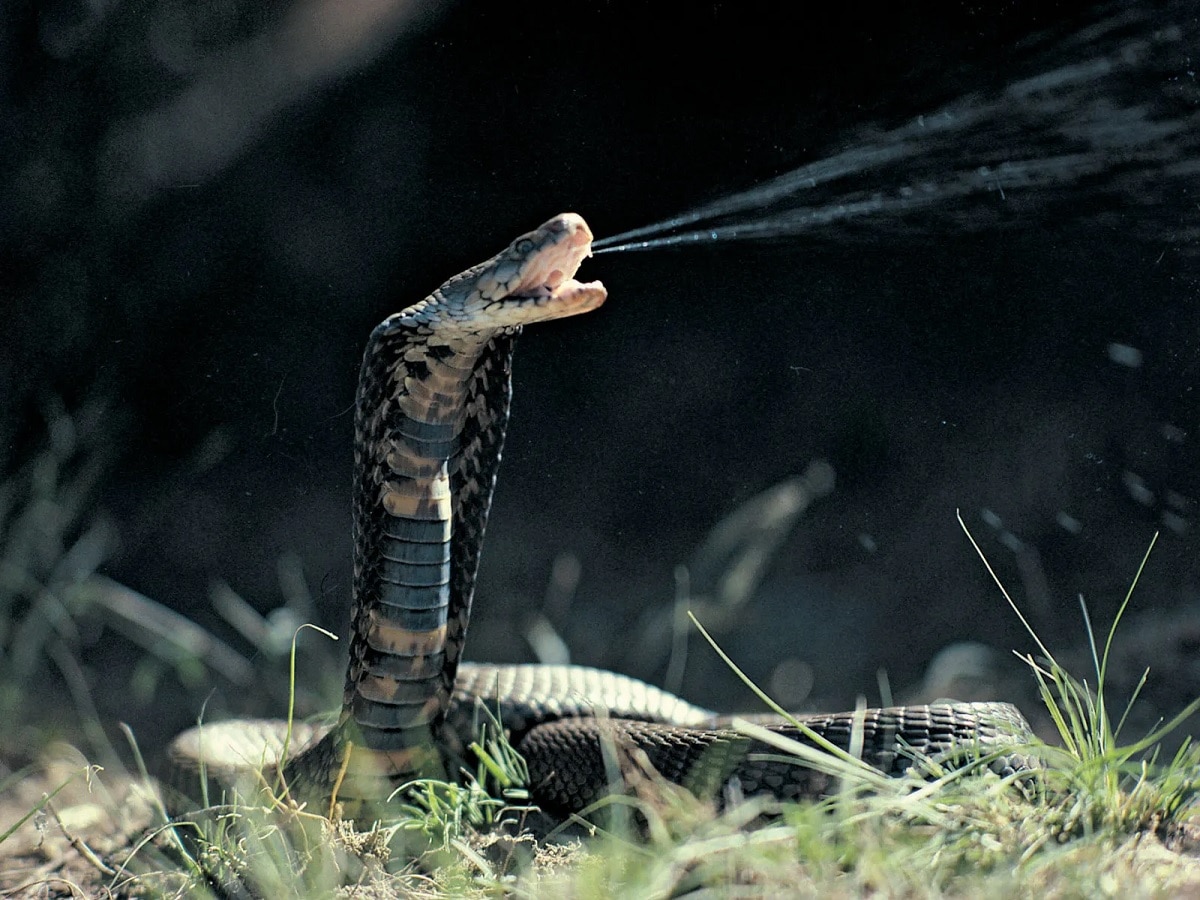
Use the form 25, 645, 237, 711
4, 0, 1198, 759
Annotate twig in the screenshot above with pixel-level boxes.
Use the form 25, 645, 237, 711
45, 797, 116, 877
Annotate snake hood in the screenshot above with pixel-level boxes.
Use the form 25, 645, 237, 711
394, 213, 607, 334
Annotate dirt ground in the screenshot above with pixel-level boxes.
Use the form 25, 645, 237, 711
7, 756, 1200, 899
0, 754, 158, 899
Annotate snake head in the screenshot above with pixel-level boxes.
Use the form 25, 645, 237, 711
433, 213, 607, 330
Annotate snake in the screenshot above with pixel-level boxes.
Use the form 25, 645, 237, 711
164, 213, 1036, 819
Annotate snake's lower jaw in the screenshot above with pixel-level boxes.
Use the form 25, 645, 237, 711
545, 278, 607, 319
493, 279, 607, 327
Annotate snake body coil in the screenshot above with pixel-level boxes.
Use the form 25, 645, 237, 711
166, 213, 1034, 817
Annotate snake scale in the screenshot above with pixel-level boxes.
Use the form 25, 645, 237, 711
165, 213, 1035, 818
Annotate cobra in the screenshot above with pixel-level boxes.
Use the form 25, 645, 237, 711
166, 213, 1034, 817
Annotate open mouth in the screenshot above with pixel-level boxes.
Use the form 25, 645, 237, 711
486, 213, 607, 321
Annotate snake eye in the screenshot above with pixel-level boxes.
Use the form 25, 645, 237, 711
514, 238, 536, 254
